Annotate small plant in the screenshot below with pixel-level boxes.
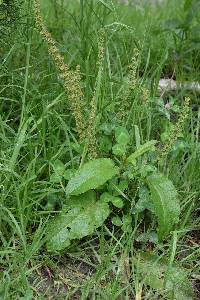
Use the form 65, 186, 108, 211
46, 142, 181, 251
157, 96, 180, 121
32, 1, 191, 253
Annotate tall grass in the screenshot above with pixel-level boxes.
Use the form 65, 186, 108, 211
0, 0, 199, 298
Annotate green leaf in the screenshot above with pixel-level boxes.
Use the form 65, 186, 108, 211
52, 159, 65, 174
111, 196, 124, 208
112, 216, 122, 226
134, 186, 154, 214
112, 143, 126, 156
66, 158, 119, 195
115, 127, 130, 145
122, 215, 132, 232
127, 140, 157, 165
46, 192, 110, 251
100, 122, 115, 135
136, 252, 194, 300
147, 173, 180, 240
113, 179, 129, 196
161, 122, 175, 142
9, 118, 30, 172
65, 190, 96, 209
139, 164, 157, 178
136, 232, 158, 244
71, 142, 84, 154
63, 169, 75, 180
100, 192, 113, 203
99, 136, 112, 153
100, 192, 124, 208
50, 160, 66, 182
112, 126, 130, 157
134, 125, 141, 149
50, 160, 75, 182
44, 194, 59, 211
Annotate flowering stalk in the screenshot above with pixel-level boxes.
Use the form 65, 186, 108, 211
158, 97, 190, 163
33, 0, 85, 141
87, 29, 105, 159
118, 48, 139, 122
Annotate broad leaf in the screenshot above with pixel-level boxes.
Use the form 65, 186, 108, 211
134, 186, 154, 214
115, 127, 130, 145
65, 190, 96, 209
136, 252, 194, 300
112, 216, 122, 226
112, 143, 126, 156
100, 193, 124, 208
127, 140, 157, 165
136, 231, 158, 244
111, 196, 124, 208
46, 191, 110, 251
112, 127, 130, 156
66, 158, 119, 195
147, 173, 180, 240
99, 136, 112, 153
121, 215, 132, 232
100, 192, 113, 203
50, 160, 75, 182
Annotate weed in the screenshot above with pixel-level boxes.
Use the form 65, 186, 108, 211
0, 0, 199, 299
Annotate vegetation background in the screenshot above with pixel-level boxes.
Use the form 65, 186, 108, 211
0, 0, 200, 299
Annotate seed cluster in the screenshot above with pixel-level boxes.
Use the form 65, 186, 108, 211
34, 0, 85, 142
87, 29, 105, 159
158, 97, 190, 163
118, 48, 140, 122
